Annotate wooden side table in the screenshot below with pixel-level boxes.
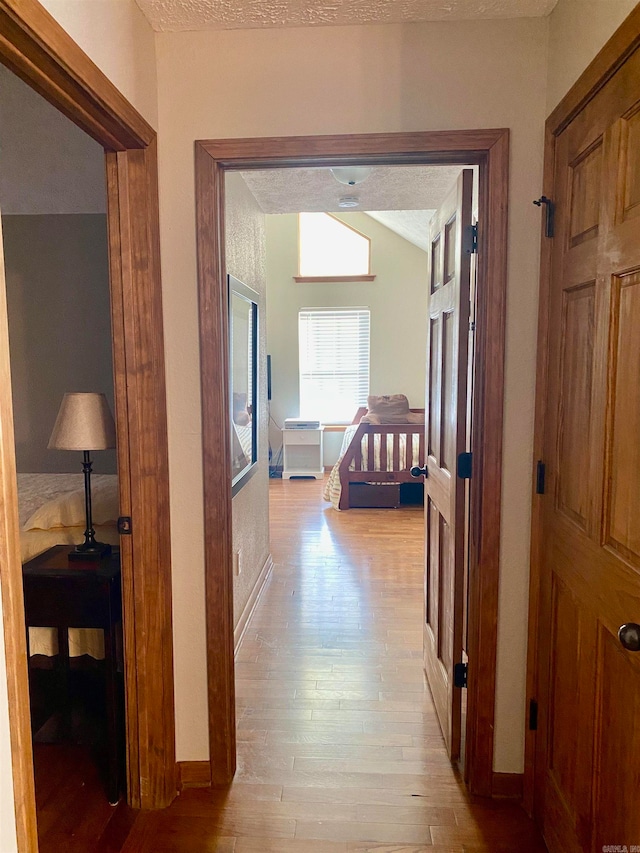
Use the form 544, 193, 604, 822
22, 545, 123, 804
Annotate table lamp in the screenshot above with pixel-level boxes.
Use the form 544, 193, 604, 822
48, 392, 116, 562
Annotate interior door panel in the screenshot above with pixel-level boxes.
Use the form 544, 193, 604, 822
536, 42, 640, 853
423, 169, 473, 759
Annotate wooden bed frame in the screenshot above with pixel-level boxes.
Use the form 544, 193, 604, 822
337, 407, 426, 510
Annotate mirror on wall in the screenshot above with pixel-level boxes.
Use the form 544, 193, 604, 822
229, 274, 258, 495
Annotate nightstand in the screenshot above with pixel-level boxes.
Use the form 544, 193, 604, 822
22, 545, 124, 804
282, 427, 324, 479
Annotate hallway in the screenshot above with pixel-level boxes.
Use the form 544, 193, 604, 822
126, 478, 546, 852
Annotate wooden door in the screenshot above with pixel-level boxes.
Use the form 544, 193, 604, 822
535, 42, 640, 853
423, 169, 473, 759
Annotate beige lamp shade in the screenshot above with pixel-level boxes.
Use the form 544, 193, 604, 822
48, 393, 116, 451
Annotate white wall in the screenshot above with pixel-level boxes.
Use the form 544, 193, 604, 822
38, 0, 159, 128
266, 212, 428, 466
155, 17, 548, 771
546, 0, 637, 112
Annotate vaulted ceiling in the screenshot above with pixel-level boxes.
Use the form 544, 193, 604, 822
240, 165, 466, 251
136, 0, 557, 32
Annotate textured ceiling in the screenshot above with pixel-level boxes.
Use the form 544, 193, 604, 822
366, 210, 432, 251
239, 165, 464, 251
136, 0, 557, 32
240, 165, 462, 214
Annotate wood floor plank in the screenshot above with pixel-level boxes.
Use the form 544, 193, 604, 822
354, 804, 457, 826
294, 818, 432, 844
234, 840, 346, 853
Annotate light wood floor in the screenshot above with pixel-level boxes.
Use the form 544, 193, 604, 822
124, 478, 546, 852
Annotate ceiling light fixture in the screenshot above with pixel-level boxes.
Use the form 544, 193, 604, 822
338, 196, 360, 209
330, 166, 372, 187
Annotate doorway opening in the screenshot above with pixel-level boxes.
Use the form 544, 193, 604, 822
1, 62, 124, 841
195, 130, 509, 797
0, 6, 176, 849
229, 161, 477, 773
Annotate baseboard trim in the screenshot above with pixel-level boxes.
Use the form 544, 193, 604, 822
177, 760, 211, 790
492, 772, 524, 799
234, 553, 274, 655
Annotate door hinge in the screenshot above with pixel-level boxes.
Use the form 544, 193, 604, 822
457, 452, 472, 480
536, 461, 546, 495
529, 699, 538, 731
117, 516, 133, 535
463, 223, 478, 254
533, 196, 555, 238
453, 662, 468, 689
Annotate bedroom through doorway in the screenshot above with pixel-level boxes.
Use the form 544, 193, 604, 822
0, 62, 124, 848
195, 130, 508, 798
218, 154, 484, 807
0, 8, 175, 848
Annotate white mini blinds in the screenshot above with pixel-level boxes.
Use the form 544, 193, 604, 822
298, 308, 370, 423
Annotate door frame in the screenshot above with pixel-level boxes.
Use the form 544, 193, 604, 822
524, 4, 640, 816
0, 0, 176, 847
195, 129, 509, 796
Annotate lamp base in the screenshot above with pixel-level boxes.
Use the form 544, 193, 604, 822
68, 542, 112, 562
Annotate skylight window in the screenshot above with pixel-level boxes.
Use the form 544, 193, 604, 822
298, 213, 371, 278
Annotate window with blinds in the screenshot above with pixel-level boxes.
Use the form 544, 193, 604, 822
298, 308, 370, 422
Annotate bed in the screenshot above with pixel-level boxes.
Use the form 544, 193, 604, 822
18, 473, 119, 658
323, 397, 426, 510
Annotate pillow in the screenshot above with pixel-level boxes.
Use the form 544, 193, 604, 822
23, 476, 119, 531
361, 394, 424, 425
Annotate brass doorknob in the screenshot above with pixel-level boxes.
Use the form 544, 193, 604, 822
618, 623, 640, 652
410, 465, 428, 478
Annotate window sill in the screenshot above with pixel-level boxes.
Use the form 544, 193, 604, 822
293, 275, 376, 283
322, 424, 351, 432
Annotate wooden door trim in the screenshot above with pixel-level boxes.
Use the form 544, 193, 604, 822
195, 129, 509, 797
0, 2, 176, 847
0, 0, 154, 150
525, 4, 640, 819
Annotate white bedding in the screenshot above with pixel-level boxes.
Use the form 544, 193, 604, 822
232, 421, 254, 478
17, 473, 86, 527
18, 473, 119, 659
323, 425, 422, 510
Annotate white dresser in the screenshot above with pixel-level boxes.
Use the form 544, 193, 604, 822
282, 427, 324, 479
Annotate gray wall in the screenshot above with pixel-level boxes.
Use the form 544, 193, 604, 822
0, 65, 106, 216
3, 214, 116, 473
